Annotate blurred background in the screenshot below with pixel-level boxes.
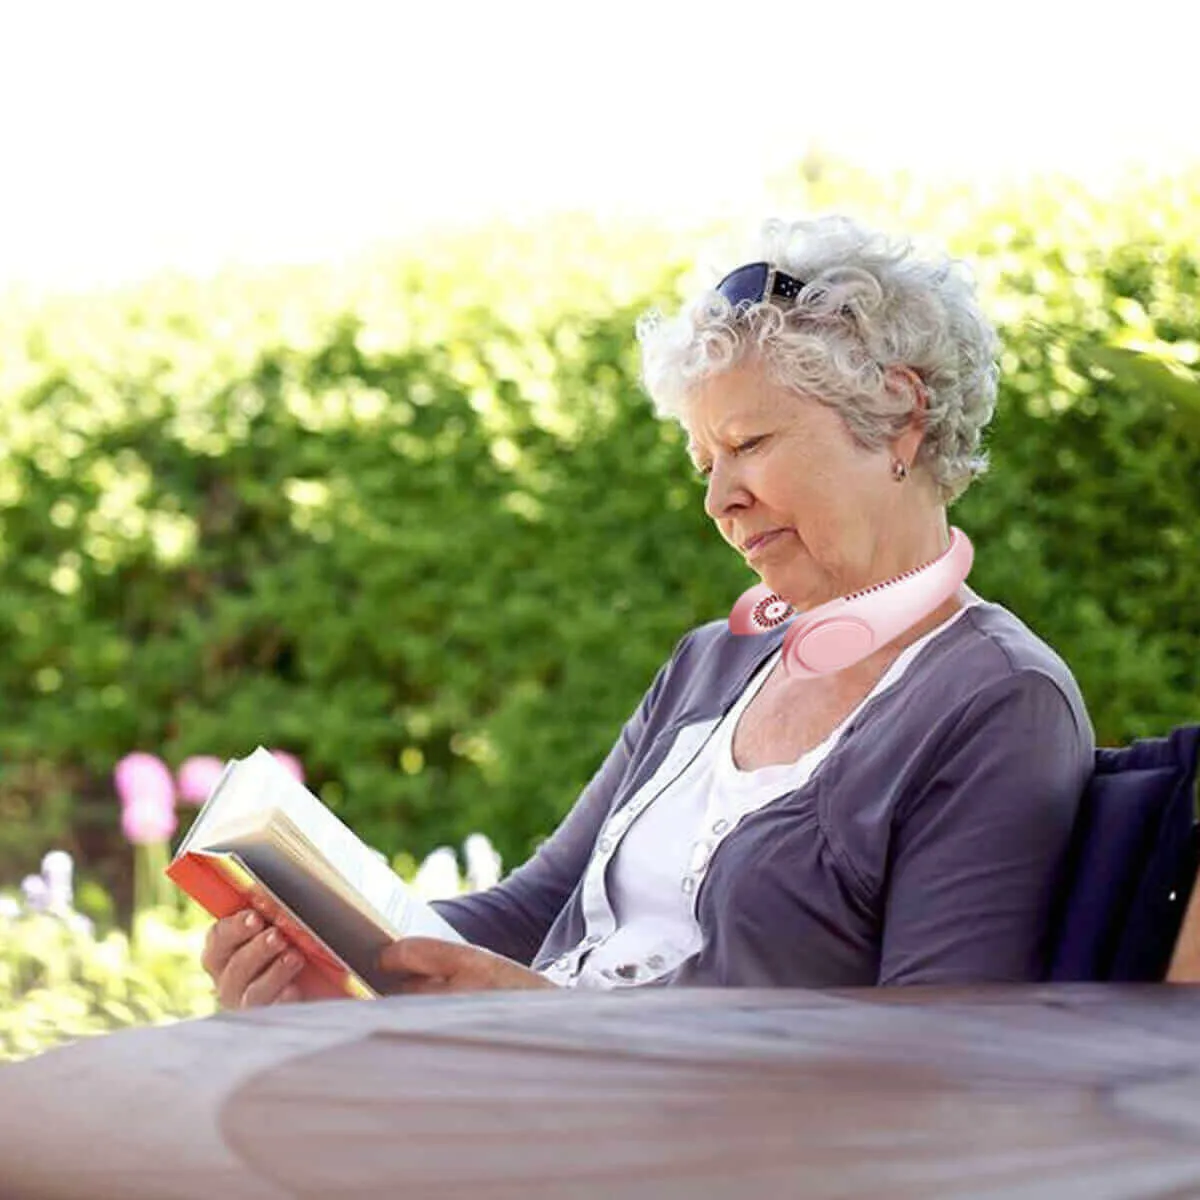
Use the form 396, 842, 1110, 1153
1, 0, 1197, 1057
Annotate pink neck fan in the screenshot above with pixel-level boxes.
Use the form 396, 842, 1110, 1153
728, 527, 974, 678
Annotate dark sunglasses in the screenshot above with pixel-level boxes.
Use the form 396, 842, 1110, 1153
715, 261, 807, 309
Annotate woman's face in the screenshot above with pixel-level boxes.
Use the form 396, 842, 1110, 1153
682, 360, 908, 610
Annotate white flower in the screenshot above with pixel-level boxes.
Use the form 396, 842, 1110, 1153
41, 850, 75, 912
21, 875, 49, 912
463, 833, 502, 892
411, 847, 462, 901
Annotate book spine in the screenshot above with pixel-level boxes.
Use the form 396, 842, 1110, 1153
166, 853, 374, 1001
165, 853, 246, 919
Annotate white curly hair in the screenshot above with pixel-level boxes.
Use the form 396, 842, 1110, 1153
636, 215, 1000, 503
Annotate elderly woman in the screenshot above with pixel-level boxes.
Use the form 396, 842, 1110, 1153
203, 215, 1094, 1006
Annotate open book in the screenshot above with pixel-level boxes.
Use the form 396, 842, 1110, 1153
165, 746, 465, 999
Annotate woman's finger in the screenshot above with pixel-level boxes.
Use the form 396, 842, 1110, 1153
379, 937, 476, 981
215, 927, 288, 1010
388, 975, 453, 996
240, 947, 306, 1009
201, 910, 265, 981
377, 939, 556, 993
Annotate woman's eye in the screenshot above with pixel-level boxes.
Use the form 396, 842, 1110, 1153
694, 438, 763, 481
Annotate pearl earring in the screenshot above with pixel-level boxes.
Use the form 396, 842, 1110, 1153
891, 459, 909, 482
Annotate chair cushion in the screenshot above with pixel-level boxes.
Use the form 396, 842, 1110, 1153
1047, 725, 1200, 982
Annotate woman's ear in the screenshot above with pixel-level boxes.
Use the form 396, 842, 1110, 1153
884, 365, 928, 462
884, 364, 928, 415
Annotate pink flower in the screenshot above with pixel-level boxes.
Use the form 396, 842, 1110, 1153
121, 794, 178, 844
114, 752, 177, 845
271, 750, 304, 783
177, 755, 225, 805
114, 753, 175, 809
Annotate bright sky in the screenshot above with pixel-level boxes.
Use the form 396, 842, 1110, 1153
0, 0, 1195, 294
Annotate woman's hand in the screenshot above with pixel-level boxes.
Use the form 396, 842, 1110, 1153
201, 910, 340, 1009
378, 938, 558, 995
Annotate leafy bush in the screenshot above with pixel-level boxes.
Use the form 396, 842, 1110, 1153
0, 178, 1197, 917
0, 835, 498, 1061
0, 903, 214, 1062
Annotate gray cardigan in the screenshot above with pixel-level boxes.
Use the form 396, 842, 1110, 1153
434, 600, 1095, 987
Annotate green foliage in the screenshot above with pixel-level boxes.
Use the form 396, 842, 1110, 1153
0, 179, 1198, 920
0, 904, 214, 1061
0, 219, 729, 896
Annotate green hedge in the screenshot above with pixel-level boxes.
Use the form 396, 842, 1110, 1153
0, 182, 1197, 911
0, 904, 214, 1061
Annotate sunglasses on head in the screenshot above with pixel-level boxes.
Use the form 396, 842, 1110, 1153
714, 261, 807, 309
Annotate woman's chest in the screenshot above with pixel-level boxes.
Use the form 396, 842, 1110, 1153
731, 673, 866, 770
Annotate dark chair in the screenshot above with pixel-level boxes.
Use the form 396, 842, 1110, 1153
1047, 724, 1200, 983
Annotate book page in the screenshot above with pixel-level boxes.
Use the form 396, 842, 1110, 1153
203, 748, 464, 944
175, 758, 240, 856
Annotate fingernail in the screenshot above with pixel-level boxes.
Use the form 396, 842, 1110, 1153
283, 951, 302, 969
266, 930, 281, 948
244, 912, 260, 930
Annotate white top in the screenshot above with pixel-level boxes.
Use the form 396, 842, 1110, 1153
541, 599, 981, 989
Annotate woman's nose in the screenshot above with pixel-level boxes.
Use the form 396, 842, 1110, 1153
703, 462, 748, 521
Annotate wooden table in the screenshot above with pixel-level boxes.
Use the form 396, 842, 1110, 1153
5, 984, 1200, 1198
